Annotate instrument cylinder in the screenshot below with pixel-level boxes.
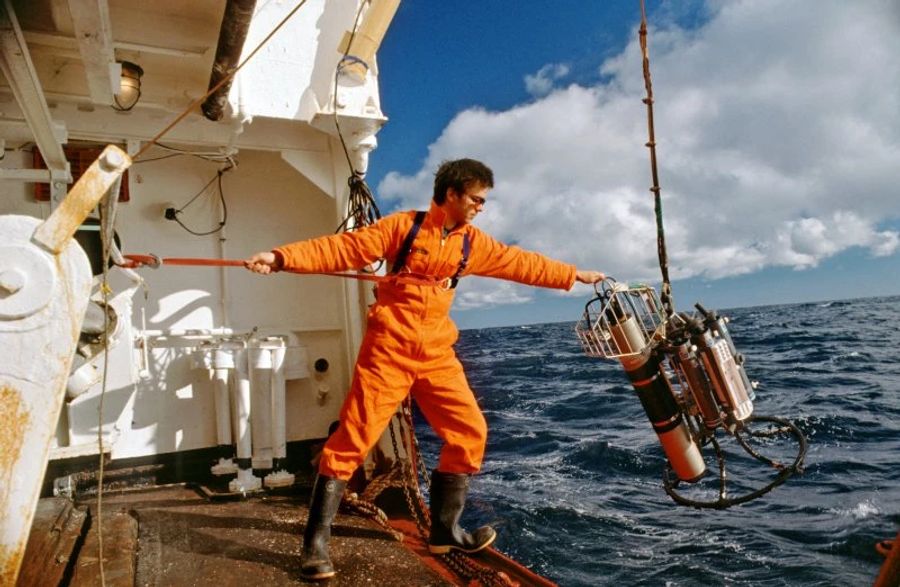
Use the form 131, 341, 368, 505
711, 316, 756, 401
610, 313, 647, 356
611, 319, 706, 482
695, 332, 754, 422
673, 343, 721, 430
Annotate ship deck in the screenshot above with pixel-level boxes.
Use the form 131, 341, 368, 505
19, 481, 554, 586
19, 484, 455, 586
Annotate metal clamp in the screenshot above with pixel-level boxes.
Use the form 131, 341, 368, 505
121, 254, 161, 269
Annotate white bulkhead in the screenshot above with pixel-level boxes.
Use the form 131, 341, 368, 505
0, 0, 397, 470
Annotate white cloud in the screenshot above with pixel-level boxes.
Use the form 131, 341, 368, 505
524, 63, 571, 97
378, 0, 900, 308
453, 279, 535, 310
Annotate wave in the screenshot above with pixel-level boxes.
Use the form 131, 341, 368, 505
439, 295, 900, 586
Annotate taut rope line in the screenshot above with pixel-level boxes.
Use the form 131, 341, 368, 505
639, 0, 674, 319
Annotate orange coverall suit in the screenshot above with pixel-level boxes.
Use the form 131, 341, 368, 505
274, 201, 577, 480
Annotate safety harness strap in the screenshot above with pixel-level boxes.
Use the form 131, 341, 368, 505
390, 211, 427, 275
391, 211, 469, 289
450, 234, 470, 289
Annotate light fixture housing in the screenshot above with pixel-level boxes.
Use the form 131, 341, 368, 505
113, 61, 143, 111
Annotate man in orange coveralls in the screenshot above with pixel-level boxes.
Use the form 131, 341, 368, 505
246, 159, 604, 580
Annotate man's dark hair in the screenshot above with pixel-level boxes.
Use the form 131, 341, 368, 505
432, 159, 494, 204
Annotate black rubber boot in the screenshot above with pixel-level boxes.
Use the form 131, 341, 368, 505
301, 475, 346, 580
428, 471, 497, 555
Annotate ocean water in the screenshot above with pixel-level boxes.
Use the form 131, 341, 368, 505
415, 295, 900, 586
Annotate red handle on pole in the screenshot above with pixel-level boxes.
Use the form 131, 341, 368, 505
118, 254, 449, 288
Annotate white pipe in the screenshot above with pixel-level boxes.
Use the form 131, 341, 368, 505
270, 343, 287, 461
212, 367, 232, 446
232, 348, 252, 463
212, 345, 237, 446
249, 343, 273, 469
143, 327, 235, 337
263, 338, 294, 488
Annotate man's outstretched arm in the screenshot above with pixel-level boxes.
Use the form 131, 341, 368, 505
244, 214, 404, 275
467, 228, 603, 290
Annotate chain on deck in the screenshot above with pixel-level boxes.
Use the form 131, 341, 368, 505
341, 400, 515, 587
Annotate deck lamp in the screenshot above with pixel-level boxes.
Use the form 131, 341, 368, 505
113, 61, 143, 111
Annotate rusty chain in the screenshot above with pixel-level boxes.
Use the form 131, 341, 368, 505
336, 400, 515, 586
390, 398, 515, 587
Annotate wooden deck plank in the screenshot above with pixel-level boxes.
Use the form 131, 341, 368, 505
18, 497, 87, 587
70, 508, 138, 587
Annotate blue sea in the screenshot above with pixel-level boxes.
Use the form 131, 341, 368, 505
415, 295, 900, 586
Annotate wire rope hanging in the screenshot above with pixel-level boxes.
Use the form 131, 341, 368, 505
573, 0, 807, 509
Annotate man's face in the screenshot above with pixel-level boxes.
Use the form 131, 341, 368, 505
446, 183, 488, 226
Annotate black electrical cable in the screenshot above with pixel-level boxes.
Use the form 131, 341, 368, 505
154, 141, 236, 163
331, 1, 382, 241
176, 174, 218, 212
133, 143, 236, 165
327, 1, 383, 274
170, 169, 229, 236
334, 174, 382, 234
333, 1, 366, 179
131, 153, 183, 164
662, 415, 808, 509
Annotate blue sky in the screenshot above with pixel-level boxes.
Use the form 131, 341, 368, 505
365, 1, 900, 329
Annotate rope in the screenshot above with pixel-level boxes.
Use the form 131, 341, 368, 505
94, 177, 125, 587
132, 0, 311, 162
639, 0, 674, 318
633, 1, 808, 513
97, 232, 109, 587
